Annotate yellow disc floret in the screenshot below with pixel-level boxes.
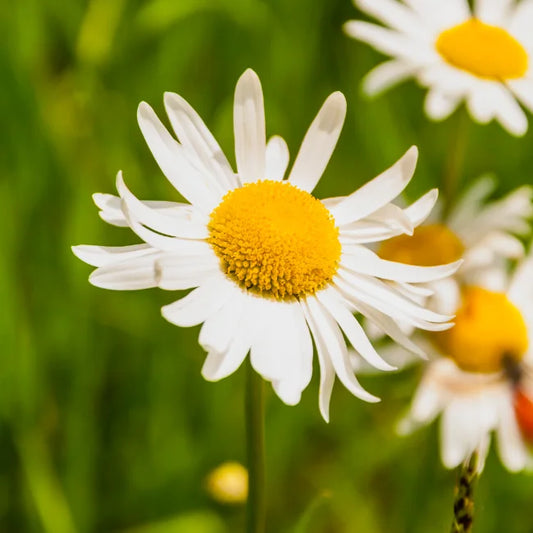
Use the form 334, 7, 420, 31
436, 18, 528, 80
378, 224, 464, 267
431, 286, 529, 373
208, 181, 341, 300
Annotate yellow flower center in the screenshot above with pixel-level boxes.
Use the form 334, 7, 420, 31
378, 224, 464, 266
436, 18, 528, 80
432, 286, 529, 373
208, 181, 341, 300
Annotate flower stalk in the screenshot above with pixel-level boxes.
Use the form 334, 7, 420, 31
450, 451, 479, 533
246, 360, 266, 533
443, 108, 470, 216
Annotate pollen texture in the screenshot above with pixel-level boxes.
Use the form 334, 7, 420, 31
208, 180, 341, 300
436, 18, 528, 80
432, 287, 529, 373
378, 224, 464, 266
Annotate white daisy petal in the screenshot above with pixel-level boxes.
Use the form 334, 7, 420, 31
233, 69, 266, 184
288, 92, 346, 193
362, 59, 418, 97
441, 400, 472, 468
398, 378, 445, 434
301, 301, 336, 422
424, 88, 460, 121
316, 288, 396, 371
507, 78, 533, 114
305, 297, 380, 403
155, 248, 220, 290
272, 305, 314, 405
507, 0, 533, 48
72, 243, 153, 267
201, 296, 255, 381
447, 175, 496, 231
404, 189, 439, 227
265, 135, 290, 181
352, 300, 426, 358
199, 288, 246, 356
492, 87, 529, 136
496, 396, 530, 472
404, 0, 470, 30
93, 193, 129, 227
137, 102, 219, 212
466, 82, 503, 124
89, 251, 161, 290
331, 146, 418, 226
251, 301, 312, 405
163, 91, 239, 192
161, 273, 234, 327
336, 271, 453, 332
343, 21, 434, 63
116, 171, 209, 239
475, 0, 513, 25
355, 0, 428, 36
341, 246, 462, 283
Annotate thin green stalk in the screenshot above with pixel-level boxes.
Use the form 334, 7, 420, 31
450, 452, 479, 533
245, 360, 266, 533
443, 108, 470, 216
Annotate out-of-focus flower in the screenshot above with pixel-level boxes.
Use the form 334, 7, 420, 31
206, 462, 248, 505
397, 253, 533, 472
345, 0, 533, 135
73, 69, 460, 421
379, 177, 533, 318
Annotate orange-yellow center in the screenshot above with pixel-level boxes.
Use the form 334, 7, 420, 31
378, 224, 465, 266
436, 18, 528, 80
208, 181, 341, 300
431, 286, 529, 373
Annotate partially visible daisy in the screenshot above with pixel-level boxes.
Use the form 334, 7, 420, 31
73, 69, 460, 421
345, 0, 533, 135
378, 176, 533, 317
397, 253, 533, 472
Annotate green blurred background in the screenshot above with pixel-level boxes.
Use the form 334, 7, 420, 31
2, 0, 533, 531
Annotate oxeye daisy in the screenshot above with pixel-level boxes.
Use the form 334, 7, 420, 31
73, 69, 460, 421
345, 0, 533, 136
378, 177, 533, 317
397, 253, 533, 472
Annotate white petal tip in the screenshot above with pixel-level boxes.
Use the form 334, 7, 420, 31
343, 20, 363, 38
321, 92, 347, 130
71, 245, 96, 265
237, 68, 261, 89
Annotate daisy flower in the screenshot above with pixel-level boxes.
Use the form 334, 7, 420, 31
397, 253, 533, 472
344, 0, 533, 136
378, 176, 533, 317
72, 69, 460, 421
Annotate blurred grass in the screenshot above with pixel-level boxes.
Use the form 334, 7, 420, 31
1, 0, 533, 532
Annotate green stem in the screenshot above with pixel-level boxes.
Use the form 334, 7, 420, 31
245, 360, 266, 533
450, 452, 479, 533
443, 107, 470, 217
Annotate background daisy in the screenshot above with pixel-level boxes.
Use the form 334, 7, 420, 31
345, 0, 533, 135
398, 253, 533, 472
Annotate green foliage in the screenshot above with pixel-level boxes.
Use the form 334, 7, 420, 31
1, 0, 532, 531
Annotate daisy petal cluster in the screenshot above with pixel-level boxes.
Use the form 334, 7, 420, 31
73, 69, 461, 421
398, 253, 533, 472
345, 0, 533, 135
378, 176, 533, 316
